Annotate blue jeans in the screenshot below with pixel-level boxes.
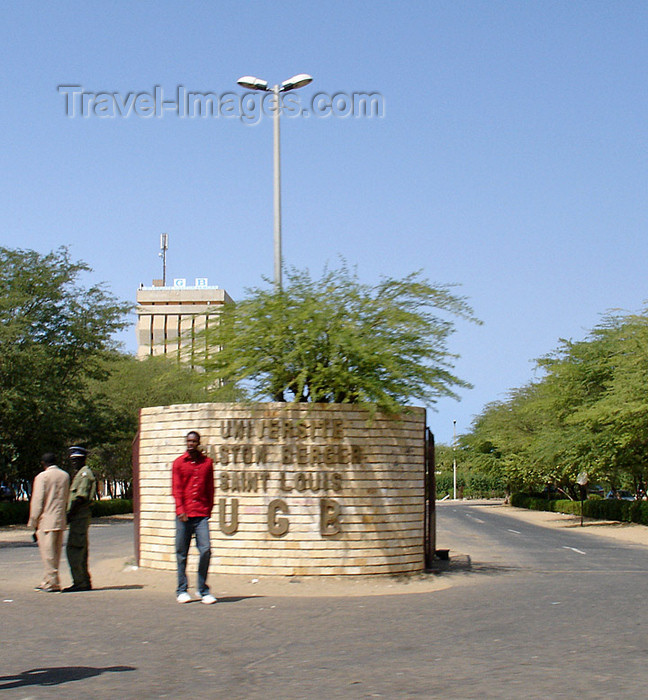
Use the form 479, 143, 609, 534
176, 516, 211, 596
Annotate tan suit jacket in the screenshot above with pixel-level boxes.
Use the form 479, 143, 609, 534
28, 466, 70, 532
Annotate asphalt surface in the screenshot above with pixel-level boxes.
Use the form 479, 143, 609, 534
2, 503, 648, 698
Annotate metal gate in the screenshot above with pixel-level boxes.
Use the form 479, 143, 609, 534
424, 426, 436, 569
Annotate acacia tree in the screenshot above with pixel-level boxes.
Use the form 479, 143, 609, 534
463, 308, 648, 495
0, 246, 131, 484
78, 353, 214, 498
559, 312, 648, 490
202, 264, 479, 413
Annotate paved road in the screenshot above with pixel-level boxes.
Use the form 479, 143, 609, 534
1, 503, 648, 698
438, 499, 648, 574
0, 517, 137, 571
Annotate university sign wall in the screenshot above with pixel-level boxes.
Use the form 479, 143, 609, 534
137, 403, 426, 575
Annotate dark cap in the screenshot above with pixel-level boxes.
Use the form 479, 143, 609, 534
69, 446, 88, 458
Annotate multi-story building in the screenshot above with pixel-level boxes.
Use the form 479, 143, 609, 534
135, 278, 232, 365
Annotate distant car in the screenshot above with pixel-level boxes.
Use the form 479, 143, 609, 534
0, 484, 15, 502
605, 489, 636, 501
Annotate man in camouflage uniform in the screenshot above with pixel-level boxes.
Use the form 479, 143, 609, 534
64, 446, 97, 592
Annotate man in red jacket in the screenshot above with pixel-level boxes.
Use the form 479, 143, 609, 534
171, 431, 216, 604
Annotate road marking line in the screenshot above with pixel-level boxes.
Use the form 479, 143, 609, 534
507, 529, 521, 534
465, 515, 485, 523
562, 546, 586, 555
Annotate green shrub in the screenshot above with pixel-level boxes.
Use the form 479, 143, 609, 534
0, 501, 29, 526
0, 499, 133, 526
436, 471, 506, 499
436, 473, 463, 497
511, 493, 648, 525
465, 472, 507, 498
509, 493, 530, 508
90, 499, 133, 517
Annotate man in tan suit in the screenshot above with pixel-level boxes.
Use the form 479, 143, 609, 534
28, 453, 70, 592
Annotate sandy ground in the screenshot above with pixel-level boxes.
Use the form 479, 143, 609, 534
3, 503, 648, 599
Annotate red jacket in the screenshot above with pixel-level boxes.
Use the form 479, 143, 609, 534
172, 451, 215, 517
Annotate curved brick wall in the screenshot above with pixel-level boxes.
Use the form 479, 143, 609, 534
138, 403, 426, 576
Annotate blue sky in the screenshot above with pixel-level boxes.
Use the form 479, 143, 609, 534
2, 1, 647, 444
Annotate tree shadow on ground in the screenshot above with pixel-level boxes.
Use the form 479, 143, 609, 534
0, 665, 136, 689
561, 521, 626, 529
427, 554, 521, 577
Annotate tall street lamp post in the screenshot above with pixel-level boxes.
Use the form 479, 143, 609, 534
236, 73, 313, 289
453, 419, 457, 500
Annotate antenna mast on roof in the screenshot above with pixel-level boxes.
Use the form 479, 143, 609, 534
159, 233, 169, 286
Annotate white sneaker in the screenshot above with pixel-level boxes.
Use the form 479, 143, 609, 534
201, 593, 217, 605
176, 592, 192, 604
